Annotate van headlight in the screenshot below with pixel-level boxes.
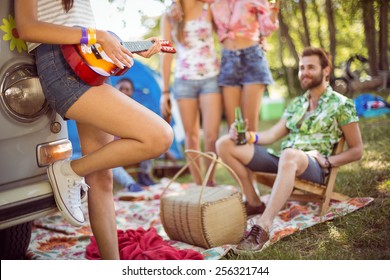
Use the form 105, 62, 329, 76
1, 64, 48, 122
37, 139, 73, 167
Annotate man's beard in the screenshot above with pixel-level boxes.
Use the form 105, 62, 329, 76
300, 72, 323, 91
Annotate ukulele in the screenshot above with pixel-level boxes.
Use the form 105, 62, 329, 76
61, 35, 176, 86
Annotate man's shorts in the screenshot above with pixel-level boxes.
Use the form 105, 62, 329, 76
246, 145, 327, 184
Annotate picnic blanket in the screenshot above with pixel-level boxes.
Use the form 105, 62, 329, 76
26, 179, 373, 260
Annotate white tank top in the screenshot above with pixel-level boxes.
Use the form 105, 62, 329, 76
173, 3, 219, 80
27, 0, 95, 52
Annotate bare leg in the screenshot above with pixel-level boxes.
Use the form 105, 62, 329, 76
218, 139, 311, 251
257, 149, 309, 231
222, 86, 241, 129
77, 122, 118, 259
199, 92, 222, 185
66, 84, 173, 176
176, 98, 203, 185
241, 84, 265, 131
239, 84, 265, 191
216, 135, 262, 206
64, 84, 173, 259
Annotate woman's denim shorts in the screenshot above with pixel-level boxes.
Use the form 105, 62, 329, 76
35, 44, 92, 119
246, 145, 327, 184
173, 76, 220, 100
218, 44, 274, 87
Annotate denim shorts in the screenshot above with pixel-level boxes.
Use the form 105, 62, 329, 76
218, 44, 274, 87
35, 44, 92, 119
246, 145, 327, 184
172, 76, 220, 100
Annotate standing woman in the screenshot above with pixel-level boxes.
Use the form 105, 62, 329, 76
160, 0, 222, 186
15, 0, 173, 259
211, 0, 279, 131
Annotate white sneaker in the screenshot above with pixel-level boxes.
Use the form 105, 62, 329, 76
47, 160, 88, 227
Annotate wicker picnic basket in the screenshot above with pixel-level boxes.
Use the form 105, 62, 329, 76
160, 150, 247, 249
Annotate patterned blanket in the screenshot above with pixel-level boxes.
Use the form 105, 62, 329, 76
26, 179, 373, 260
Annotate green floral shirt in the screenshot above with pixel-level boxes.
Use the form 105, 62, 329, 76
270, 86, 359, 157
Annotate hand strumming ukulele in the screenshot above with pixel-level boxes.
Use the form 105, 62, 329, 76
61, 33, 176, 86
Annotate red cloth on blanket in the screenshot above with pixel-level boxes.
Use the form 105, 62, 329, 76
85, 227, 204, 260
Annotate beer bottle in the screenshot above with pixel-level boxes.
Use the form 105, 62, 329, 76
234, 107, 247, 145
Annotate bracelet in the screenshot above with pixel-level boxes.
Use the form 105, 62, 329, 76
254, 133, 259, 144
248, 131, 255, 144
80, 27, 88, 45
325, 156, 333, 169
87, 28, 97, 45
162, 91, 170, 95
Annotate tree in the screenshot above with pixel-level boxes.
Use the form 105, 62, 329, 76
378, 0, 389, 71
311, 0, 325, 49
299, 0, 311, 47
325, 0, 336, 79
278, 11, 299, 65
362, 0, 378, 76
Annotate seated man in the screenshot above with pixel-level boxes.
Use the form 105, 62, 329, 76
112, 167, 143, 192
216, 47, 363, 251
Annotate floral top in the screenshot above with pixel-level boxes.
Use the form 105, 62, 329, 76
271, 86, 359, 157
172, 3, 219, 80
210, 0, 279, 43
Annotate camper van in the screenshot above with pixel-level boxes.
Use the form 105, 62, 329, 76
0, 1, 72, 259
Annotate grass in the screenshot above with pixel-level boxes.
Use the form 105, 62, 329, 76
159, 99, 390, 260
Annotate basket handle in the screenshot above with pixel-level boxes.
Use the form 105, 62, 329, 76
161, 150, 244, 205
160, 152, 204, 197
